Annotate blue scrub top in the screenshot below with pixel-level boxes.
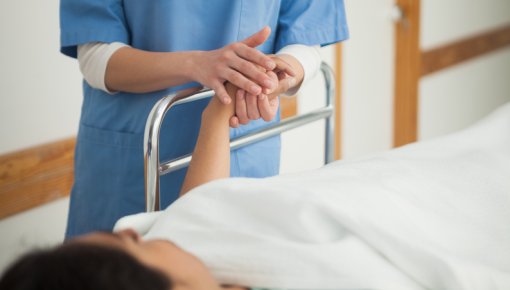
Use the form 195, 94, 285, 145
60, 0, 349, 238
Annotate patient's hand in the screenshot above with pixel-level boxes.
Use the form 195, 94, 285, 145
233, 70, 279, 125
230, 55, 297, 127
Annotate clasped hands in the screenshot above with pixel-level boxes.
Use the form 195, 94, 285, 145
193, 26, 298, 128
228, 53, 297, 128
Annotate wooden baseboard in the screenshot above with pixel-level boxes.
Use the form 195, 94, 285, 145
421, 24, 510, 76
0, 138, 75, 219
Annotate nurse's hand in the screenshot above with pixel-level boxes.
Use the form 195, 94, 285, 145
258, 71, 297, 121
192, 27, 293, 105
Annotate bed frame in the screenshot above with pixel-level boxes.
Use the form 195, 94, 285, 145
143, 62, 336, 212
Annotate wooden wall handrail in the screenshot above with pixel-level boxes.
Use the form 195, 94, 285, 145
422, 24, 510, 76
0, 138, 75, 219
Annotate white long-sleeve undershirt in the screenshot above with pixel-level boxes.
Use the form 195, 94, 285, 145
77, 42, 321, 95
77, 42, 129, 94
276, 44, 321, 96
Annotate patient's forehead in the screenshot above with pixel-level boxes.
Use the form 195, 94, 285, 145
69, 231, 125, 248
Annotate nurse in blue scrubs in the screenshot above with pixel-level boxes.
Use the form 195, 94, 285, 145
60, 0, 349, 238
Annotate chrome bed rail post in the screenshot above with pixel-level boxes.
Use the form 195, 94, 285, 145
144, 62, 336, 212
144, 89, 216, 212
322, 62, 336, 164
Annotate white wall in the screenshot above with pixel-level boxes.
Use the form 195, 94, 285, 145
419, 49, 510, 139
0, 0, 82, 155
421, 0, 510, 50
341, 0, 396, 158
419, 0, 510, 139
0, 0, 80, 273
0, 198, 69, 272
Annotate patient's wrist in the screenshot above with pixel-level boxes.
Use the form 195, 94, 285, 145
202, 82, 237, 127
203, 92, 236, 124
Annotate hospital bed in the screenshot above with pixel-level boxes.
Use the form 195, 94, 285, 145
143, 62, 337, 212
135, 61, 510, 289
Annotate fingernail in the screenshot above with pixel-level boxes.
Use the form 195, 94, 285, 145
223, 96, 231, 104
288, 77, 296, 87
258, 94, 266, 100
266, 61, 276, 70
250, 85, 261, 94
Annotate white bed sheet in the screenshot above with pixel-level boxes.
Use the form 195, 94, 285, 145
116, 102, 510, 290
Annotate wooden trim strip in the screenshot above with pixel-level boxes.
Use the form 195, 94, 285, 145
280, 95, 298, 119
394, 0, 421, 147
0, 138, 75, 219
421, 24, 510, 76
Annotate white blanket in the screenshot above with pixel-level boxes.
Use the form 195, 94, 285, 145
116, 103, 510, 290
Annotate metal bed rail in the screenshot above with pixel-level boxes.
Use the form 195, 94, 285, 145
144, 62, 336, 212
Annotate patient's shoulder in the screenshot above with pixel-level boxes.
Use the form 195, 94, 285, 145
113, 211, 163, 235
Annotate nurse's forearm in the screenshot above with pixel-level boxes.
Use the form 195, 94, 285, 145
105, 27, 282, 96
180, 84, 236, 196
105, 46, 197, 93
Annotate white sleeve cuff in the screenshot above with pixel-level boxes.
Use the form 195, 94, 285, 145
77, 42, 129, 94
276, 44, 322, 96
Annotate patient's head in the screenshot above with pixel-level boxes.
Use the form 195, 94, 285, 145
0, 229, 220, 290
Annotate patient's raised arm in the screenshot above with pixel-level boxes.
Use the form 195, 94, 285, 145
179, 83, 237, 195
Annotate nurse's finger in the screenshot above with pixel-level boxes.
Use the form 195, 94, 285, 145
278, 77, 296, 96
235, 89, 250, 125
257, 94, 275, 122
263, 70, 279, 95
246, 93, 260, 120
241, 26, 271, 49
272, 56, 296, 77
234, 43, 275, 71
229, 56, 275, 92
211, 81, 231, 104
222, 69, 262, 96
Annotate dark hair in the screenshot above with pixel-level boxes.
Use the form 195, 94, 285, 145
0, 243, 172, 290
